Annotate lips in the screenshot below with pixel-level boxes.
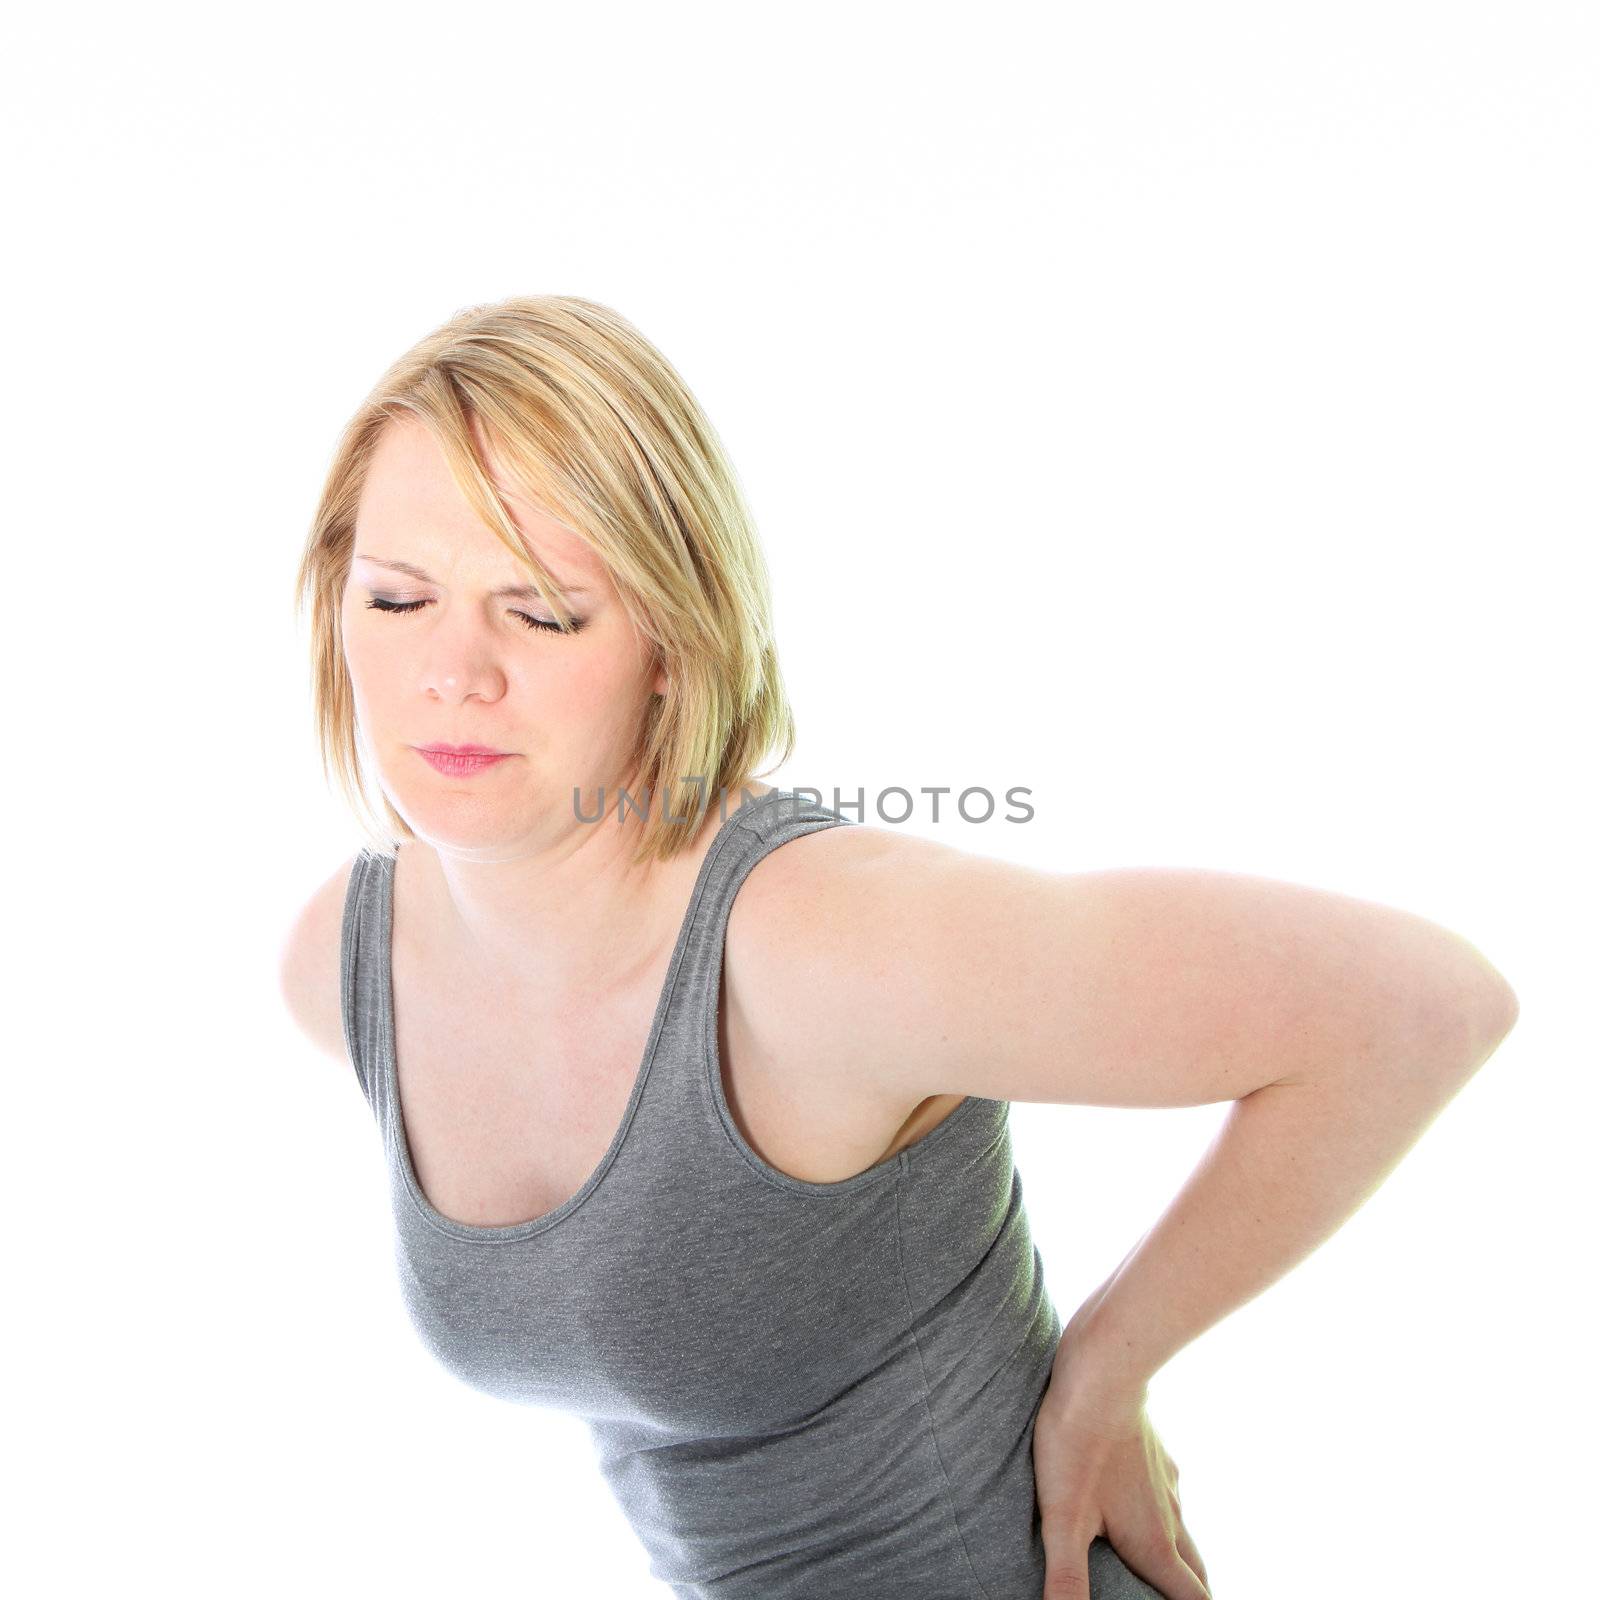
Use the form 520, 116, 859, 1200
415, 743, 514, 776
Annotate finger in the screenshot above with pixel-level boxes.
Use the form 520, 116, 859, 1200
1145, 1542, 1203, 1593
1172, 1520, 1210, 1591
1112, 1545, 1209, 1600
1039, 1522, 1095, 1599
1040, 1553, 1093, 1599
1167, 1552, 1211, 1600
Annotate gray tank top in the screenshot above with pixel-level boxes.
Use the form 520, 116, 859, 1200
340, 788, 1163, 1599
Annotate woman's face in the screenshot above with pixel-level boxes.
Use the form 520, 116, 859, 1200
340, 416, 666, 855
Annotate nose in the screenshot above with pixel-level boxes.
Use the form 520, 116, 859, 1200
425, 669, 505, 704
406, 595, 514, 704
420, 639, 507, 704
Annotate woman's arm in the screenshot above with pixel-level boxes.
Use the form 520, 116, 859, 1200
1052, 994, 1515, 1409
733, 825, 1520, 1397
732, 827, 1516, 1597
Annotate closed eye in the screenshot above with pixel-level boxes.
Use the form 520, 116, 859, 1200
363, 595, 581, 635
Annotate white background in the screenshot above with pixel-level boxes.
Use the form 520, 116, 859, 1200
7, 3, 1594, 1597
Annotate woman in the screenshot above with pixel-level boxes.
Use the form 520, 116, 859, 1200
279, 296, 1519, 1599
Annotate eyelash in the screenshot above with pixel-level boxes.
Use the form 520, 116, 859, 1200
364, 596, 583, 635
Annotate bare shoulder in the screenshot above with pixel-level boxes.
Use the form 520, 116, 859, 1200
277, 850, 365, 1064
723, 823, 965, 1089
729, 821, 962, 953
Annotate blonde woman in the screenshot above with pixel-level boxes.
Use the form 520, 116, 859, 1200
278, 296, 1518, 1600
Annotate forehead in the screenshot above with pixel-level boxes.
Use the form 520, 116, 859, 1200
356, 416, 604, 580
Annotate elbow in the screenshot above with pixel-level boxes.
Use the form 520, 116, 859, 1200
1487, 973, 1520, 1044
1417, 916, 1520, 1072
1495, 973, 1520, 1032
1470, 942, 1520, 1042
1440, 965, 1520, 1077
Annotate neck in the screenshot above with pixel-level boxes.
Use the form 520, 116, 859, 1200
400, 780, 773, 999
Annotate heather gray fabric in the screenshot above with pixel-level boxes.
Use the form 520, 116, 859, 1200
340, 788, 1167, 1599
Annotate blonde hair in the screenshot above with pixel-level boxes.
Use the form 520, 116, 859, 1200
292, 295, 796, 867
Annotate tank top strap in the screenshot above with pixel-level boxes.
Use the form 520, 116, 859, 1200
630, 787, 855, 1110
339, 846, 395, 1126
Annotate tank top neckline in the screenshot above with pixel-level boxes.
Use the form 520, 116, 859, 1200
370, 786, 804, 1245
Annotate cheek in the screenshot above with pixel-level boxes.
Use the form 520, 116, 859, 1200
561, 665, 632, 728
339, 616, 378, 686
549, 650, 652, 735
342, 595, 418, 657
340, 613, 407, 712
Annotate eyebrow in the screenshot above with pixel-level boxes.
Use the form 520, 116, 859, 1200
353, 555, 592, 600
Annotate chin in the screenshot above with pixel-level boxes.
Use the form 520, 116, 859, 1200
395, 788, 551, 853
